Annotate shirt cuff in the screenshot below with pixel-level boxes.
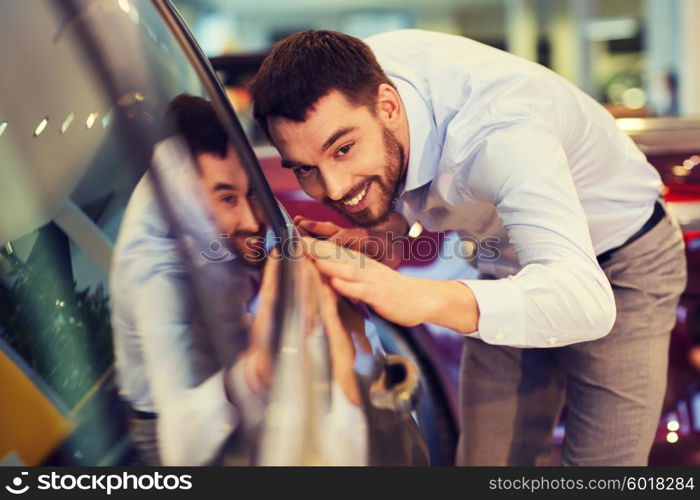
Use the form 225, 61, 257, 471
459, 278, 526, 346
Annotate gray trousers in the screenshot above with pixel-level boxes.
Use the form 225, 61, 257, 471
456, 211, 687, 465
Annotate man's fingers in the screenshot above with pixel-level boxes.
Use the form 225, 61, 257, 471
249, 249, 280, 347
296, 226, 313, 237
303, 236, 364, 261
293, 216, 314, 237
329, 277, 366, 301
301, 261, 320, 335
317, 279, 344, 334
302, 236, 371, 283
313, 256, 362, 282
297, 218, 341, 237
260, 248, 280, 290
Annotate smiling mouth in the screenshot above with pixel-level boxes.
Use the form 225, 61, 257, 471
342, 181, 369, 207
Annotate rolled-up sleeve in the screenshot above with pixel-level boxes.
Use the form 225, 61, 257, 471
455, 119, 616, 348
134, 271, 241, 465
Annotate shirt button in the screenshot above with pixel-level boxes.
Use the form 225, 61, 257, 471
548, 337, 558, 346
495, 331, 505, 341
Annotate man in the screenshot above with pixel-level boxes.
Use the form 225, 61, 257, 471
250, 30, 687, 465
111, 94, 273, 465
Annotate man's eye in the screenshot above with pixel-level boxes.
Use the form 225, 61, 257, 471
336, 143, 354, 157
221, 194, 238, 205
294, 165, 314, 177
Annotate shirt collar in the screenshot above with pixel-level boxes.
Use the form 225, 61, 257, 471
392, 77, 440, 196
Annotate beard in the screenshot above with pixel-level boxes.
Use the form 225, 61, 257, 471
324, 126, 406, 229
231, 230, 268, 268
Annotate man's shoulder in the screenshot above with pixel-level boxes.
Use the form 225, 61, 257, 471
363, 29, 541, 101
364, 29, 504, 63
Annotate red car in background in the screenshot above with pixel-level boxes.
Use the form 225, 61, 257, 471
620, 118, 700, 465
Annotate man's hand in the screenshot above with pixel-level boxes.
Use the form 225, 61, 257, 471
236, 249, 280, 393
294, 213, 408, 269
232, 245, 369, 406
308, 262, 367, 406
304, 237, 480, 333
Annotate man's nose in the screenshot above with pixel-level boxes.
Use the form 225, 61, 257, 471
238, 200, 261, 234
320, 167, 353, 202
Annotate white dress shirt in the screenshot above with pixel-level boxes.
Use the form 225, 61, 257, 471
366, 30, 663, 348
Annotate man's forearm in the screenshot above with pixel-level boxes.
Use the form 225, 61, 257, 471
417, 278, 480, 334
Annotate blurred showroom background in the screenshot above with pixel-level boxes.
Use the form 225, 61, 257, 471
171, 0, 700, 123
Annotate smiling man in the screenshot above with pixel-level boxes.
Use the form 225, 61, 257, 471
279, 114, 405, 229
250, 29, 687, 465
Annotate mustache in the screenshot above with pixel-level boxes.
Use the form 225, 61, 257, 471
322, 177, 377, 207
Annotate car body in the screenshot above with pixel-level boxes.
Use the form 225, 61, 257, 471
0, 0, 438, 466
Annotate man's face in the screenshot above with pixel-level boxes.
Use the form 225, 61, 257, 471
268, 90, 406, 228
197, 146, 267, 266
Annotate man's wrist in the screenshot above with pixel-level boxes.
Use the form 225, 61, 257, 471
420, 279, 479, 333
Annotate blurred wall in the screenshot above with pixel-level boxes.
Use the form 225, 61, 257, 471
172, 0, 700, 117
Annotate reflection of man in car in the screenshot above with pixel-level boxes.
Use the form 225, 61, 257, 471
110, 94, 273, 466
168, 95, 268, 267
250, 30, 687, 465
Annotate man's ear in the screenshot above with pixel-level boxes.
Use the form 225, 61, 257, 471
375, 83, 403, 127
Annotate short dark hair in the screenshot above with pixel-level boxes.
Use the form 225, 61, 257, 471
250, 30, 394, 138
166, 93, 228, 158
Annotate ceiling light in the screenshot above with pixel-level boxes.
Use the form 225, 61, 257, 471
118, 0, 130, 14
61, 113, 75, 134
102, 110, 112, 128
85, 112, 99, 129
33, 117, 49, 137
